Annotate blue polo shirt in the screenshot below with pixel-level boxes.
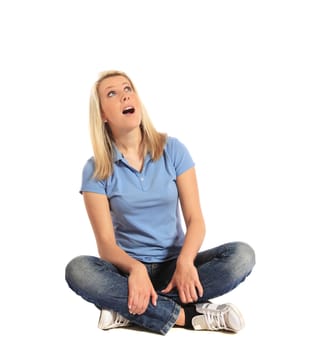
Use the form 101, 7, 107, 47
81, 136, 195, 263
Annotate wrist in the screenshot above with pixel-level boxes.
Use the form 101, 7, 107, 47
177, 254, 195, 267
128, 260, 145, 274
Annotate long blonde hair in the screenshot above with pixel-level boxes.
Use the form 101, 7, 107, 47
89, 70, 167, 179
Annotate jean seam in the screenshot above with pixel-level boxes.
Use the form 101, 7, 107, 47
160, 302, 181, 335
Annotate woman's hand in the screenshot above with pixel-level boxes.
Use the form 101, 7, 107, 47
164, 167, 205, 304
128, 264, 158, 315
161, 260, 203, 304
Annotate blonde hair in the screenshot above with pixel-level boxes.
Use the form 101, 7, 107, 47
89, 70, 167, 179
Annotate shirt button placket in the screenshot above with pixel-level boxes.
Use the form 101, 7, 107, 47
140, 176, 145, 190
136, 172, 144, 190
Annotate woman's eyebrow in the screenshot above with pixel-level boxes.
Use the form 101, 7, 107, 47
104, 82, 128, 91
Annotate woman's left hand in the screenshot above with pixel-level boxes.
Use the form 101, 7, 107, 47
161, 261, 203, 304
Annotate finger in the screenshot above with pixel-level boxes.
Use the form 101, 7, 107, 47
151, 289, 158, 306
135, 294, 148, 314
196, 282, 204, 298
128, 293, 139, 314
179, 289, 187, 304
184, 290, 195, 303
136, 295, 149, 315
161, 282, 173, 294
129, 302, 137, 314
189, 285, 199, 302
128, 293, 134, 311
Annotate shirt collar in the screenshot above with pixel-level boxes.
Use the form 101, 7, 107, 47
112, 143, 153, 164
112, 144, 123, 162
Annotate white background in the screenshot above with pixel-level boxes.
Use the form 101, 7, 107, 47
0, 0, 332, 348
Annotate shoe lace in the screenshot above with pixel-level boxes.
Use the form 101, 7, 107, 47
114, 313, 128, 326
203, 310, 227, 330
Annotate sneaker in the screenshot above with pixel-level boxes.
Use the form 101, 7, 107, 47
98, 309, 131, 330
192, 303, 245, 332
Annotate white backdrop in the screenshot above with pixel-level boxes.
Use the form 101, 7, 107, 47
0, 0, 332, 349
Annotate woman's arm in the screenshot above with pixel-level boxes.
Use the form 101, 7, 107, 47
83, 192, 141, 273
162, 167, 206, 303
83, 192, 158, 314
177, 167, 206, 263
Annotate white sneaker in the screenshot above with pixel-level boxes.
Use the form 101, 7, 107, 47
98, 309, 131, 330
192, 303, 245, 332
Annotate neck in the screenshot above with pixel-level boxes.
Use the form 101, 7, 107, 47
114, 128, 143, 156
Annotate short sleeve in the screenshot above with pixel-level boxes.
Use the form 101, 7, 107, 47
80, 157, 108, 195
165, 137, 195, 176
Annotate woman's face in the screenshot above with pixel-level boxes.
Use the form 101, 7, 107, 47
98, 75, 142, 133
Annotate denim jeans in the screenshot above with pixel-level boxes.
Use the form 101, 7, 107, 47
65, 241, 255, 335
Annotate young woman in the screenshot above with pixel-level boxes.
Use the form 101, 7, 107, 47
65, 70, 255, 335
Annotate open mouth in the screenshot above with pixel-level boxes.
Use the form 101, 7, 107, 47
122, 106, 135, 115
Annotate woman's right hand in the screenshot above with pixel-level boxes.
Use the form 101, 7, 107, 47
127, 264, 158, 315
82, 192, 158, 314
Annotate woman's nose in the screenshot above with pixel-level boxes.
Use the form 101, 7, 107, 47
122, 94, 129, 101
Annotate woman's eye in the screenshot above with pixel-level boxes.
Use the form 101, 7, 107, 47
124, 86, 132, 92
107, 91, 116, 97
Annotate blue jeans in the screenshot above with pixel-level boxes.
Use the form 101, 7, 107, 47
65, 241, 255, 335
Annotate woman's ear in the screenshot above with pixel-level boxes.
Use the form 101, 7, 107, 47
101, 110, 107, 123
